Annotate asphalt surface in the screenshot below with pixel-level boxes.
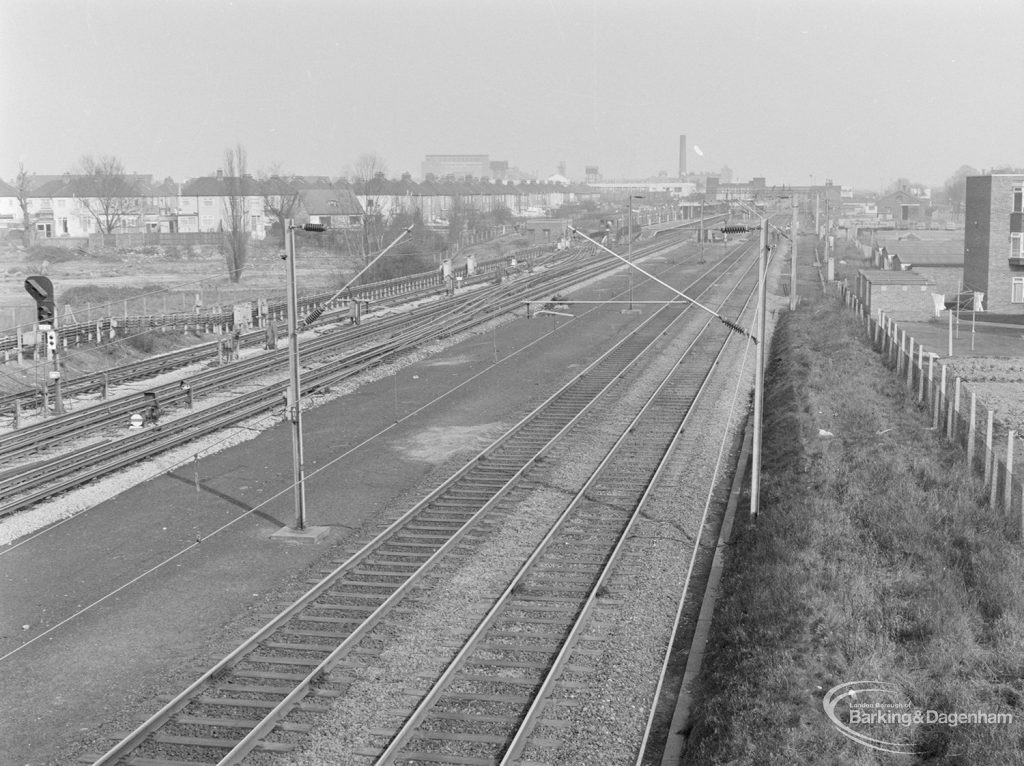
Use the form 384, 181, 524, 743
0, 241, 726, 765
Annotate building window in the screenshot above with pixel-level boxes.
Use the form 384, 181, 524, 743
1013, 186, 1023, 214
203, 197, 214, 206
1012, 233, 1024, 260
200, 215, 215, 230
1013, 277, 1024, 304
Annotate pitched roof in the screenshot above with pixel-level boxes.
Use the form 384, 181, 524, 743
300, 188, 364, 217
858, 268, 933, 285
0, 178, 17, 196
259, 176, 301, 196
879, 239, 964, 266
21, 174, 73, 192
877, 190, 926, 206
31, 178, 73, 197
181, 175, 262, 196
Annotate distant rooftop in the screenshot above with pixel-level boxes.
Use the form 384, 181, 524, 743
877, 239, 964, 266
858, 269, 933, 285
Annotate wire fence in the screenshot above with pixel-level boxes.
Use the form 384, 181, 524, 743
837, 282, 1023, 538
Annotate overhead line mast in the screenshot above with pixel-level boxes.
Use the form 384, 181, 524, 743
566, 226, 757, 343
302, 225, 414, 327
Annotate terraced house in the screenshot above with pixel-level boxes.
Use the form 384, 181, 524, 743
1, 171, 598, 245
177, 172, 267, 238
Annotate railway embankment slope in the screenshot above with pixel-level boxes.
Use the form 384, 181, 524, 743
681, 288, 1024, 764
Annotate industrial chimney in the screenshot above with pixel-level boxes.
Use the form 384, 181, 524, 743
678, 135, 687, 178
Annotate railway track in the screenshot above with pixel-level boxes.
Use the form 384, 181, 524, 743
0, 244, 556, 364
372, 239, 754, 766
0, 233, 722, 518
79, 234, 759, 765
0, 252, 532, 419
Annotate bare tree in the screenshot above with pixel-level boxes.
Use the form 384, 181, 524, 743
944, 165, 979, 222
222, 144, 249, 282
74, 154, 139, 233
258, 165, 301, 246
447, 194, 467, 249
348, 153, 388, 258
14, 164, 33, 246
884, 177, 913, 195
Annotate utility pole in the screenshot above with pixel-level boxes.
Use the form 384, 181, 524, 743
272, 219, 329, 544
751, 216, 768, 518
824, 195, 832, 281
790, 196, 798, 311
698, 200, 705, 263
628, 196, 634, 309
815, 193, 820, 240
285, 219, 307, 531
623, 195, 643, 313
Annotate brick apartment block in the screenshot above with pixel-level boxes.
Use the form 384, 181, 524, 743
964, 174, 1024, 313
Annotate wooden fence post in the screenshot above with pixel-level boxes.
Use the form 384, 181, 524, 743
1006, 431, 1016, 512
936, 365, 947, 430
917, 345, 924, 401
984, 409, 995, 486
927, 354, 935, 413
967, 392, 977, 471
952, 377, 962, 442
906, 336, 914, 389
991, 448, 1000, 509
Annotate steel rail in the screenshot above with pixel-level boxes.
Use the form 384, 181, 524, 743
0, 234, 698, 516
83, 239, 752, 766
0, 297, 523, 514
0, 246, 548, 417
0, 241, 635, 451
504, 274, 757, 765
0, 284, 499, 457
372, 241, 759, 766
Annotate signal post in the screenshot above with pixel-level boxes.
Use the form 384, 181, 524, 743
24, 275, 64, 415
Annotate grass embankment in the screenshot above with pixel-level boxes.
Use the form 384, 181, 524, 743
683, 295, 1024, 765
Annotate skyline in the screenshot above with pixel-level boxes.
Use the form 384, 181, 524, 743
2, 0, 1022, 192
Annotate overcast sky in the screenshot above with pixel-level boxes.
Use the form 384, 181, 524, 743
3, 0, 1022, 192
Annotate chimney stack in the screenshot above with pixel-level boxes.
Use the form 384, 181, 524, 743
678, 135, 687, 178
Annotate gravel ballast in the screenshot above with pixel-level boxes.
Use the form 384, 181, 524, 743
272, 252, 787, 765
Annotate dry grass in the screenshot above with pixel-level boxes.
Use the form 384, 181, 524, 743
682, 295, 1024, 765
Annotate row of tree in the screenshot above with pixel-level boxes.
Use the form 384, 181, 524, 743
943, 165, 1024, 220
11, 148, 526, 284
